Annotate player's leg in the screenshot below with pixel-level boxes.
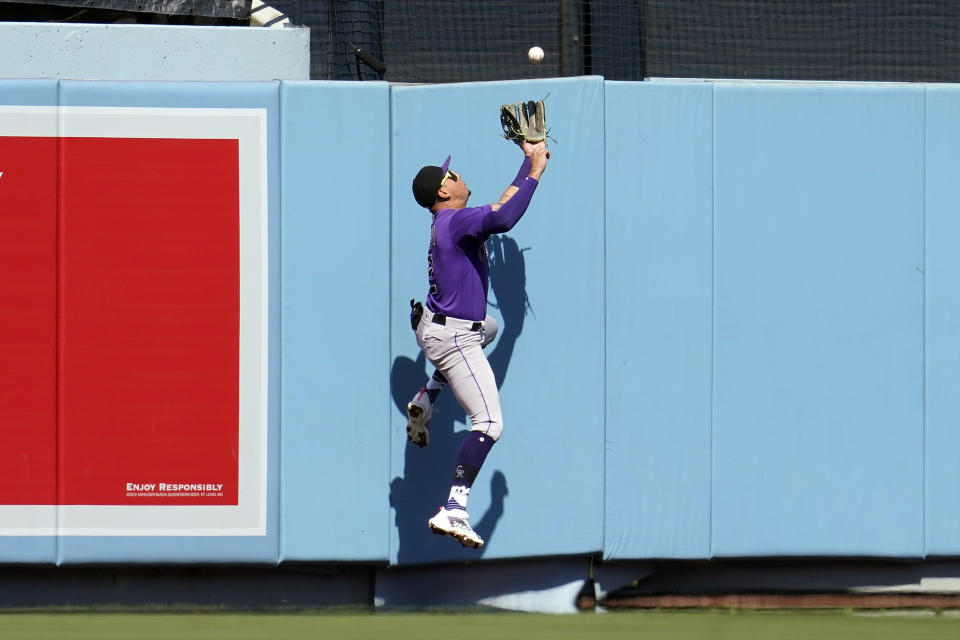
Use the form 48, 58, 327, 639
441, 334, 502, 441
406, 312, 447, 447
406, 315, 499, 448
405, 369, 445, 448
426, 330, 501, 548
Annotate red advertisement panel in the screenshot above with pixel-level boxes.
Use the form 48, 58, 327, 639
0, 137, 58, 505
58, 137, 240, 506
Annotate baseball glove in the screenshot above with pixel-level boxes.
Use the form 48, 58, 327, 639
500, 99, 546, 146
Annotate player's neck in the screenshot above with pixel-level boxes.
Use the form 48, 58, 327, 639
432, 197, 466, 212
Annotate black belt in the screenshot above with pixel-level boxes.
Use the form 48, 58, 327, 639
431, 313, 483, 332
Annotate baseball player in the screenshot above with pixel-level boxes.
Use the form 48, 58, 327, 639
408, 141, 549, 548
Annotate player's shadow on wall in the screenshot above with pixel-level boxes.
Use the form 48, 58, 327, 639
389, 234, 529, 565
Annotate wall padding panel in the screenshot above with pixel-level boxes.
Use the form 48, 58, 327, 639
389, 77, 606, 564
924, 85, 960, 557
279, 81, 391, 562
0, 79, 59, 562
711, 83, 925, 557
54, 81, 281, 563
603, 81, 713, 560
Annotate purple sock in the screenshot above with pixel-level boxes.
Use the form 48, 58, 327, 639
445, 431, 495, 512
451, 430, 495, 488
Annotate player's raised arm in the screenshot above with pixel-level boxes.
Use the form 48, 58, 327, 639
493, 141, 550, 208
480, 143, 549, 235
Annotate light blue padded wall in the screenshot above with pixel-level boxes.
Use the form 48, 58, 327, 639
279, 81, 391, 562
0, 78, 59, 564
55, 80, 282, 564
389, 77, 606, 564
710, 83, 925, 557
603, 81, 713, 560
2, 77, 957, 565
924, 85, 960, 556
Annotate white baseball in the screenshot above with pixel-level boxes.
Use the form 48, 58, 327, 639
528, 46, 544, 64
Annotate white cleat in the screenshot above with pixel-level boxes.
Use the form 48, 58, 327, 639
406, 388, 432, 448
427, 507, 484, 548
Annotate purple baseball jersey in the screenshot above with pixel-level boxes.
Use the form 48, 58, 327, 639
426, 176, 539, 321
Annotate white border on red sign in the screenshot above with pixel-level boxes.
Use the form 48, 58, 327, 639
0, 106, 268, 536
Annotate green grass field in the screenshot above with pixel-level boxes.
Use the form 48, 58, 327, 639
2, 610, 960, 640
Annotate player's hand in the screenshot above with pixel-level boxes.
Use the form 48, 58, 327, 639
521, 141, 551, 160
524, 142, 549, 178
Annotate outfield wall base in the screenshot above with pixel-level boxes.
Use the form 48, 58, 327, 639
4, 559, 960, 613
0, 565, 375, 609
375, 557, 602, 614
604, 559, 960, 610
604, 593, 960, 610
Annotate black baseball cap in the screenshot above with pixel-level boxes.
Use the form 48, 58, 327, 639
412, 155, 451, 208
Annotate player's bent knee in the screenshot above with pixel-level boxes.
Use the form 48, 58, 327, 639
472, 420, 502, 441
481, 315, 499, 348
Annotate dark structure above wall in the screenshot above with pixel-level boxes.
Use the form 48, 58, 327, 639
0, 0, 249, 24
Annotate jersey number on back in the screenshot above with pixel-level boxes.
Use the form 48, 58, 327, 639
428, 224, 438, 295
